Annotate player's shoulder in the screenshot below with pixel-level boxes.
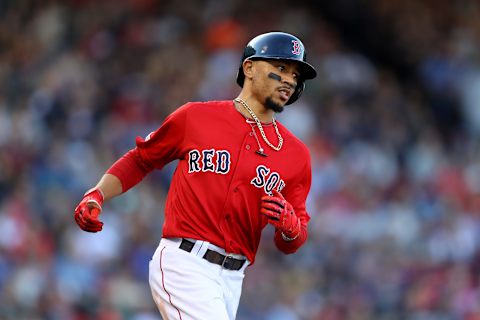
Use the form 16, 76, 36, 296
166, 100, 233, 122
179, 100, 233, 113
277, 121, 311, 155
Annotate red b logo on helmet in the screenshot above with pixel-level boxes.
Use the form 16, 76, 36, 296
291, 40, 302, 55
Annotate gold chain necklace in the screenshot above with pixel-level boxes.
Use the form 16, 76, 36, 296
246, 119, 267, 157
234, 98, 283, 151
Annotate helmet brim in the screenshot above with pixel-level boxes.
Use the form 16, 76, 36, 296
261, 57, 317, 80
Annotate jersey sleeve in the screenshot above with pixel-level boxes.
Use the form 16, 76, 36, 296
135, 103, 190, 170
274, 150, 312, 253
106, 148, 154, 193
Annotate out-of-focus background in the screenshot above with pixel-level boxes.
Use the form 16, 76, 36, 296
1, 0, 480, 319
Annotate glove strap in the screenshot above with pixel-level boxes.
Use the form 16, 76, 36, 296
281, 232, 298, 242
281, 219, 301, 241
83, 187, 104, 209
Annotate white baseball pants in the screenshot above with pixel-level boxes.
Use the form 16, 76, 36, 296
148, 238, 249, 320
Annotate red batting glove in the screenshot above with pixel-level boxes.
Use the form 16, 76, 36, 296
260, 190, 301, 241
74, 188, 104, 232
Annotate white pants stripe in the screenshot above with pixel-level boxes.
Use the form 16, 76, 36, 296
149, 238, 248, 320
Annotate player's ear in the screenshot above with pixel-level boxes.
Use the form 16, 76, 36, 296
242, 60, 254, 82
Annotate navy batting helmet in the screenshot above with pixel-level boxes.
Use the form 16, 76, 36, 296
236, 32, 317, 105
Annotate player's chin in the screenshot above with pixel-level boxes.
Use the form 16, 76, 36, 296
265, 97, 285, 113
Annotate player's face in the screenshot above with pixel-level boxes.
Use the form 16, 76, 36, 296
252, 60, 300, 112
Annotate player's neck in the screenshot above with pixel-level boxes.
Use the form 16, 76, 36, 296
234, 96, 274, 123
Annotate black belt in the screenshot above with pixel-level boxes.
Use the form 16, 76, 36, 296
179, 239, 246, 271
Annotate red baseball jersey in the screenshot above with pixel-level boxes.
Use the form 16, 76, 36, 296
122, 100, 311, 264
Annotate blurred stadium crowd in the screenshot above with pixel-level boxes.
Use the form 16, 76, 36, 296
1, 0, 480, 319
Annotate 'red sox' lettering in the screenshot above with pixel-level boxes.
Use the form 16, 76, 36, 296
250, 165, 285, 194
188, 149, 231, 174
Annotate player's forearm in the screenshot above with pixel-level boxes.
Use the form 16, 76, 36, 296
105, 148, 153, 193
94, 173, 123, 201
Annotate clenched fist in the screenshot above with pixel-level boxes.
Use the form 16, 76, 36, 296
260, 190, 301, 241
74, 188, 104, 232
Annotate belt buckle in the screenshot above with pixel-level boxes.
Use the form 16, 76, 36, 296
221, 254, 235, 270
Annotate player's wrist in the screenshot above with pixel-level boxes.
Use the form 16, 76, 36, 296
281, 218, 301, 241
281, 231, 299, 242
83, 187, 104, 210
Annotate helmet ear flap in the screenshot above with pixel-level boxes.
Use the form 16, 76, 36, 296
286, 81, 304, 105
236, 65, 245, 87
244, 46, 256, 58
236, 46, 257, 87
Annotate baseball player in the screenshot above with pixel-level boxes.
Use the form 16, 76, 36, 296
74, 31, 317, 319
